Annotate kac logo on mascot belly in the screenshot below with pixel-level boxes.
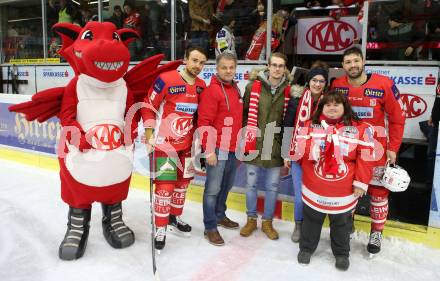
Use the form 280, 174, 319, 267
172, 116, 193, 137
306, 20, 357, 52
400, 93, 427, 119
88, 124, 123, 150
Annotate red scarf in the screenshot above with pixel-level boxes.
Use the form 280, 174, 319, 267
318, 115, 343, 177
289, 88, 323, 157
244, 80, 290, 154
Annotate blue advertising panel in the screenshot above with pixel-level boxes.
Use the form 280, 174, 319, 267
0, 103, 59, 154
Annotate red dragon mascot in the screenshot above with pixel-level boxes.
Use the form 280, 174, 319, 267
9, 21, 181, 260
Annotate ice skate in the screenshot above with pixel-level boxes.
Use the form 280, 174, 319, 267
155, 226, 167, 254
168, 215, 192, 238
367, 231, 382, 258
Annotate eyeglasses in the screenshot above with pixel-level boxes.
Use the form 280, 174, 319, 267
310, 78, 326, 84
269, 63, 286, 69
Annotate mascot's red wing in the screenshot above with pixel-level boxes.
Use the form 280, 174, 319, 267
124, 54, 164, 84
124, 54, 182, 103
8, 87, 65, 122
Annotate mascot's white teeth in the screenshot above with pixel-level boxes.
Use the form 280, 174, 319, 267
74, 50, 82, 58
94, 61, 123, 71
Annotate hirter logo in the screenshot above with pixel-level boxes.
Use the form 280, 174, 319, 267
306, 20, 357, 52
88, 124, 123, 151
171, 116, 193, 137
400, 94, 427, 119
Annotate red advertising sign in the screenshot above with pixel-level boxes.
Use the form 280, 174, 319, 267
306, 20, 357, 52
400, 94, 427, 119
297, 17, 362, 55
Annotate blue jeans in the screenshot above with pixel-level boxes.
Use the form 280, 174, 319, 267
203, 149, 238, 231
244, 164, 281, 220
291, 161, 303, 221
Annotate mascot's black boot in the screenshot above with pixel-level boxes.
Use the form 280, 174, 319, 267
59, 207, 91, 260
101, 202, 135, 249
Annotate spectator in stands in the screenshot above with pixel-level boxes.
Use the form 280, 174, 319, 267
58, 0, 75, 24
383, 13, 425, 60
215, 13, 236, 57
123, 1, 142, 61
189, 0, 214, 55
245, 13, 284, 61
214, 0, 234, 18
165, 0, 188, 40
141, 0, 165, 57
47, 0, 58, 31
277, 9, 297, 69
79, 7, 98, 26
225, 0, 259, 59
428, 19, 440, 60
149, 0, 165, 42
108, 5, 125, 29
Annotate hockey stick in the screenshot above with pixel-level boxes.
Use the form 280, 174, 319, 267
149, 148, 160, 281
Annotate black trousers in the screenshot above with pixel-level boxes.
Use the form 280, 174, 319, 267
299, 204, 352, 257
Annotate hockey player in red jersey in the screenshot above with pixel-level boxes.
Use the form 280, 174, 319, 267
331, 46, 406, 255
141, 46, 207, 250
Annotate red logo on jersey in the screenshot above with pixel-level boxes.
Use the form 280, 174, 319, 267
314, 160, 349, 181
88, 124, 123, 151
400, 94, 427, 119
306, 20, 357, 52
245, 130, 256, 142
171, 116, 193, 137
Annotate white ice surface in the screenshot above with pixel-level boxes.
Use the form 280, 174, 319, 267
1, 159, 440, 281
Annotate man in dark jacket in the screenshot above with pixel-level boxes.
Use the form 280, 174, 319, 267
198, 52, 243, 246
107, 5, 125, 29
240, 52, 291, 240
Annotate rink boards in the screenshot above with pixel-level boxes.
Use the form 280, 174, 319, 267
1, 92, 440, 248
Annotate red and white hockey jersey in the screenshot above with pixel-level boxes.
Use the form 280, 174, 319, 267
123, 11, 141, 34
245, 25, 280, 61
331, 74, 405, 185
297, 119, 374, 214
141, 70, 206, 152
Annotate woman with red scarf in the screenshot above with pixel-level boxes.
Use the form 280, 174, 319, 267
283, 66, 328, 243
295, 91, 374, 271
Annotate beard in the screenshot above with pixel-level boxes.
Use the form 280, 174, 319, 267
347, 66, 363, 79
187, 67, 201, 78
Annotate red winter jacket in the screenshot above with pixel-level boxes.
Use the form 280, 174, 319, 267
197, 75, 243, 153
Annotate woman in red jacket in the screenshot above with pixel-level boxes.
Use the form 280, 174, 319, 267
295, 90, 374, 271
